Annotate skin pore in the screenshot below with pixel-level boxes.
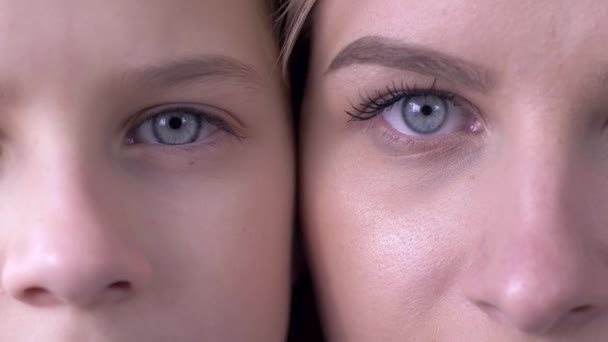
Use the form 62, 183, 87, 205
301, 0, 608, 341
0, 0, 293, 341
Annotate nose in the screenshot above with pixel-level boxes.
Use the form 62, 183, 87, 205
466, 231, 599, 334
2, 230, 151, 308
462, 137, 608, 335
1, 168, 151, 309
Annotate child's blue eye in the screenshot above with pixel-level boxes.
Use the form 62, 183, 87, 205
128, 106, 224, 145
152, 111, 202, 145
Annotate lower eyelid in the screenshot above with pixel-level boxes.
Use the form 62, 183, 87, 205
126, 129, 234, 165
378, 118, 456, 151
361, 111, 485, 157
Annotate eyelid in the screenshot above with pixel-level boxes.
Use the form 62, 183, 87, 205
372, 118, 482, 157
347, 80, 485, 128
362, 104, 486, 158
125, 103, 243, 142
347, 80, 457, 120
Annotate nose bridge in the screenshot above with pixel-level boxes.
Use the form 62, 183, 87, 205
1, 136, 151, 308
508, 123, 573, 229
497, 88, 591, 231
18, 128, 112, 237
494, 132, 588, 293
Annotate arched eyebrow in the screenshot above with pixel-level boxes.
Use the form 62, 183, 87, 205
327, 36, 494, 93
123, 55, 265, 90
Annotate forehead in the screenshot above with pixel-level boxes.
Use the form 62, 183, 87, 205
315, 0, 608, 71
0, 0, 274, 81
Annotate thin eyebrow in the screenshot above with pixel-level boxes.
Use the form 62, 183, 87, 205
327, 36, 494, 92
124, 55, 265, 89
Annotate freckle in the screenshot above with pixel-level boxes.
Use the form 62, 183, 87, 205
189, 161, 195, 166
469, 175, 476, 181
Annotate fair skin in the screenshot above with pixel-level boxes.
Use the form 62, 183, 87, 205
0, 0, 292, 341
301, 0, 608, 340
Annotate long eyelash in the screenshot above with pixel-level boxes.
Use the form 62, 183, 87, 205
346, 79, 458, 121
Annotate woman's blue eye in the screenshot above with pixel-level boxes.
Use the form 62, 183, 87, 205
382, 94, 468, 136
401, 95, 448, 134
129, 107, 221, 145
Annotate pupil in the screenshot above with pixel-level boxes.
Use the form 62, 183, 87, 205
421, 105, 433, 116
168, 117, 183, 130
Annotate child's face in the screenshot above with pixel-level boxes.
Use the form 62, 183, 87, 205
0, 1, 292, 341
302, 0, 608, 340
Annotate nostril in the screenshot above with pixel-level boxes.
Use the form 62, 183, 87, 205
21, 287, 59, 306
570, 305, 592, 314
104, 280, 133, 303
108, 281, 131, 291
23, 287, 48, 298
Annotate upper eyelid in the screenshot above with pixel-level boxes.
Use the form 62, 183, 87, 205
347, 82, 460, 119
127, 104, 243, 139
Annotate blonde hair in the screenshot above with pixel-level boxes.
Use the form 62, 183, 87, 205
280, 0, 316, 73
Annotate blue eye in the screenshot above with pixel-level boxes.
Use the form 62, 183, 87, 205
347, 83, 474, 137
152, 111, 201, 145
129, 106, 221, 145
400, 95, 449, 134
382, 94, 467, 136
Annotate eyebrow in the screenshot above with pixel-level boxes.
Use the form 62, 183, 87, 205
327, 36, 494, 92
124, 55, 265, 89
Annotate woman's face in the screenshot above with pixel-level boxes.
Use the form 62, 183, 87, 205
302, 0, 608, 340
0, 1, 292, 341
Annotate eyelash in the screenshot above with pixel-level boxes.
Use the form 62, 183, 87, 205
346, 79, 459, 121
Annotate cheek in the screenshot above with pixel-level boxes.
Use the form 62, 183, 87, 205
122, 139, 293, 339
302, 127, 478, 333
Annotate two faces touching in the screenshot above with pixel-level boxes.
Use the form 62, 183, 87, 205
1, 0, 607, 341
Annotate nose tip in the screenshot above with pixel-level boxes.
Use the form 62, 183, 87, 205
473, 280, 597, 335
2, 246, 151, 308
